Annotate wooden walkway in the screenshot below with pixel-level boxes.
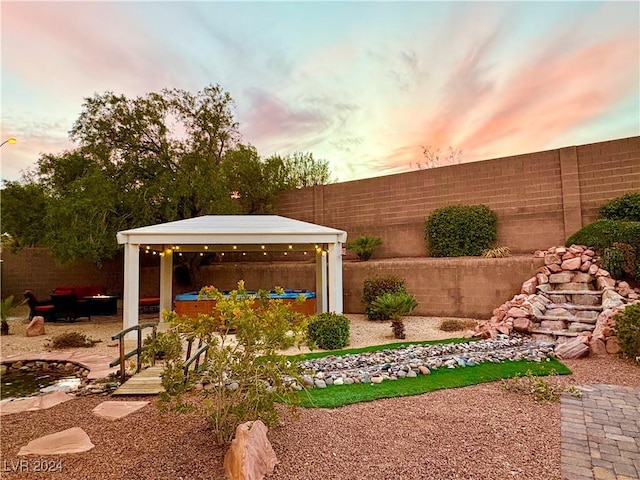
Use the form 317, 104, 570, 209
113, 366, 164, 395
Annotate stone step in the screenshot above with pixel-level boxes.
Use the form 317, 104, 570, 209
543, 290, 603, 295
546, 303, 602, 312
535, 315, 597, 324
530, 328, 581, 337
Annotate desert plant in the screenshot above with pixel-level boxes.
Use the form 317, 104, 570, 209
156, 281, 308, 445
599, 192, 640, 221
307, 312, 350, 350
425, 204, 497, 257
0, 295, 15, 336
346, 235, 382, 261
369, 292, 418, 339
439, 318, 477, 332
501, 369, 581, 403
613, 303, 640, 360
363, 276, 408, 321
47, 331, 100, 349
481, 246, 511, 258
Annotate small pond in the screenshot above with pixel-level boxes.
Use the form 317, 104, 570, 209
1, 370, 82, 400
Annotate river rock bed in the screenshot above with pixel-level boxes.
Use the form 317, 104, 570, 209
297, 336, 556, 388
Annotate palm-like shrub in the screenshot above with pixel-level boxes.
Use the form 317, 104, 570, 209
346, 235, 382, 261
363, 276, 408, 320
369, 292, 418, 339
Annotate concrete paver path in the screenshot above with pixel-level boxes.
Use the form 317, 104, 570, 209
562, 384, 640, 480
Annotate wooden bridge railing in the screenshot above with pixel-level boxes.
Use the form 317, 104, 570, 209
110, 324, 209, 385
183, 337, 209, 384
110, 322, 158, 382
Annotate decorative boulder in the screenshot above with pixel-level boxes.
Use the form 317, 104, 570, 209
224, 420, 277, 480
25, 316, 45, 337
555, 338, 590, 360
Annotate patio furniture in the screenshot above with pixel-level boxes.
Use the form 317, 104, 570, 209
84, 295, 118, 316
51, 293, 91, 322
139, 297, 160, 313
23, 290, 55, 322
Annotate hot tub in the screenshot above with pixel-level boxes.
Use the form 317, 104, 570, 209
173, 290, 317, 317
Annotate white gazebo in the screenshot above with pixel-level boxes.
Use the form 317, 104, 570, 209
116, 215, 347, 333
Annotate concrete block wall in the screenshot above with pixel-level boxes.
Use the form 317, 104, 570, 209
277, 136, 639, 257
576, 137, 640, 225
1, 247, 123, 300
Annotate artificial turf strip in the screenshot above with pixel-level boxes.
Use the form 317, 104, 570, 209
290, 337, 475, 362
295, 357, 571, 408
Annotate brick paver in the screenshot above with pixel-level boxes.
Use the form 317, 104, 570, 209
562, 385, 640, 480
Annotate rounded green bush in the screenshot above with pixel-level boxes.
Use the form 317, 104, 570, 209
425, 204, 497, 257
600, 193, 640, 221
307, 312, 350, 350
566, 220, 640, 249
613, 303, 640, 359
363, 276, 407, 321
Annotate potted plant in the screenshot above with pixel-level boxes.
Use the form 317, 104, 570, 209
369, 292, 418, 339
346, 235, 382, 261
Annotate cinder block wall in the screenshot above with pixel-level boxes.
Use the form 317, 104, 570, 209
1, 247, 123, 300
277, 136, 640, 257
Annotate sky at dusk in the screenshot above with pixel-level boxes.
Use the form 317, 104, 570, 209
1, 1, 639, 183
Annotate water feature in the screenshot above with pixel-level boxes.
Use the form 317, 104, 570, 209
1, 370, 82, 400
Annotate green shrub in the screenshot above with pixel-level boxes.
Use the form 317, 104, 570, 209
613, 303, 640, 359
363, 276, 407, 320
602, 245, 626, 278
600, 193, 640, 221
156, 281, 307, 445
425, 204, 497, 257
566, 220, 640, 250
346, 235, 382, 261
307, 313, 350, 350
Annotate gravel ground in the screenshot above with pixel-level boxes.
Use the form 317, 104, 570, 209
1, 310, 639, 480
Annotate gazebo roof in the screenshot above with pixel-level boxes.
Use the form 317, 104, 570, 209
116, 215, 348, 246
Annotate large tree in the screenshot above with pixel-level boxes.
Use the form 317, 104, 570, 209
1, 85, 333, 278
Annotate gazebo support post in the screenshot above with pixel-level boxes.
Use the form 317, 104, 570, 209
327, 242, 343, 313
159, 248, 173, 320
123, 243, 140, 340
315, 248, 328, 313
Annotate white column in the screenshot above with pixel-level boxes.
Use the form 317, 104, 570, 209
123, 243, 140, 339
327, 242, 343, 313
159, 248, 173, 320
315, 248, 328, 313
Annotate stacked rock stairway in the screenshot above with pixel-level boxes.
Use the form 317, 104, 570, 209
475, 245, 640, 359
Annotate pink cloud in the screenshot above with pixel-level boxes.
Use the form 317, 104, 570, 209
2, 3, 188, 101
242, 89, 330, 141
382, 23, 639, 172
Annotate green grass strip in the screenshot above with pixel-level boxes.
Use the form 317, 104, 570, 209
290, 337, 475, 361
295, 357, 571, 408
